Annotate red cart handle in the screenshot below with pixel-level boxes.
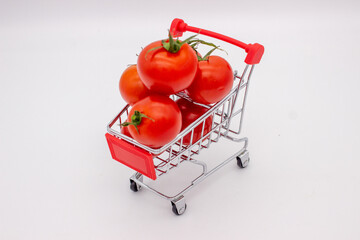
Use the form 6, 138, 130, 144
170, 18, 264, 65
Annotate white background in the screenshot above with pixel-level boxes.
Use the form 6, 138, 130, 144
1, 0, 360, 239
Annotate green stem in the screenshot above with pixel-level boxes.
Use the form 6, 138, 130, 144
198, 45, 228, 61
121, 111, 154, 134
146, 31, 198, 56
201, 46, 219, 61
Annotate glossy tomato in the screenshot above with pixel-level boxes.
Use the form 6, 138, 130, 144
186, 56, 233, 104
137, 41, 198, 95
119, 65, 151, 105
176, 98, 213, 146
123, 95, 182, 148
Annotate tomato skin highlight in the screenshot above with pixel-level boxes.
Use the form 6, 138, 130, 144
137, 41, 198, 95
186, 56, 234, 104
126, 95, 182, 148
119, 65, 151, 105
176, 98, 213, 146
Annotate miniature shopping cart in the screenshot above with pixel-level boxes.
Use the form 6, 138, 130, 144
105, 18, 264, 215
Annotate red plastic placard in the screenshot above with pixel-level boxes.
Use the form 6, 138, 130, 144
170, 18, 264, 65
105, 133, 157, 180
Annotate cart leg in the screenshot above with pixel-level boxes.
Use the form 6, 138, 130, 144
237, 150, 250, 168
171, 195, 187, 215
130, 172, 143, 192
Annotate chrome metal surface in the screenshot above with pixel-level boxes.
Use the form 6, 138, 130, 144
236, 65, 255, 135
135, 172, 143, 182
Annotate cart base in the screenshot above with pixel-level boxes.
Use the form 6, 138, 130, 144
129, 137, 249, 215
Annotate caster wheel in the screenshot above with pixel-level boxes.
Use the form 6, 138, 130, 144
171, 202, 187, 216
130, 179, 140, 192
237, 151, 250, 168
171, 196, 187, 215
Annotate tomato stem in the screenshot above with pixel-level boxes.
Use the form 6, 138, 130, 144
201, 46, 219, 61
144, 31, 226, 60
187, 39, 227, 61
145, 31, 198, 58
121, 111, 154, 134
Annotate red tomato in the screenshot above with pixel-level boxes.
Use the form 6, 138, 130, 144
186, 56, 234, 104
119, 65, 151, 105
176, 98, 213, 146
137, 41, 198, 95
124, 95, 182, 148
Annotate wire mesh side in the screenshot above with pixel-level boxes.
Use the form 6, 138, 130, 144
107, 65, 253, 177
152, 92, 238, 177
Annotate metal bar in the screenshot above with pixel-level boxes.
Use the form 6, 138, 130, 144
237, 65, 255, 135
206, 112, 216, 148
224, 65, 250, 136
199, 119, 206, 145
231, 108, 243, 118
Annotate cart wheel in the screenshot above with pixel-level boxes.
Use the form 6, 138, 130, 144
171, 202, 187, 216
171, 196, 187, 215
130, 179, 140, 192
237, 150, 250, 168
